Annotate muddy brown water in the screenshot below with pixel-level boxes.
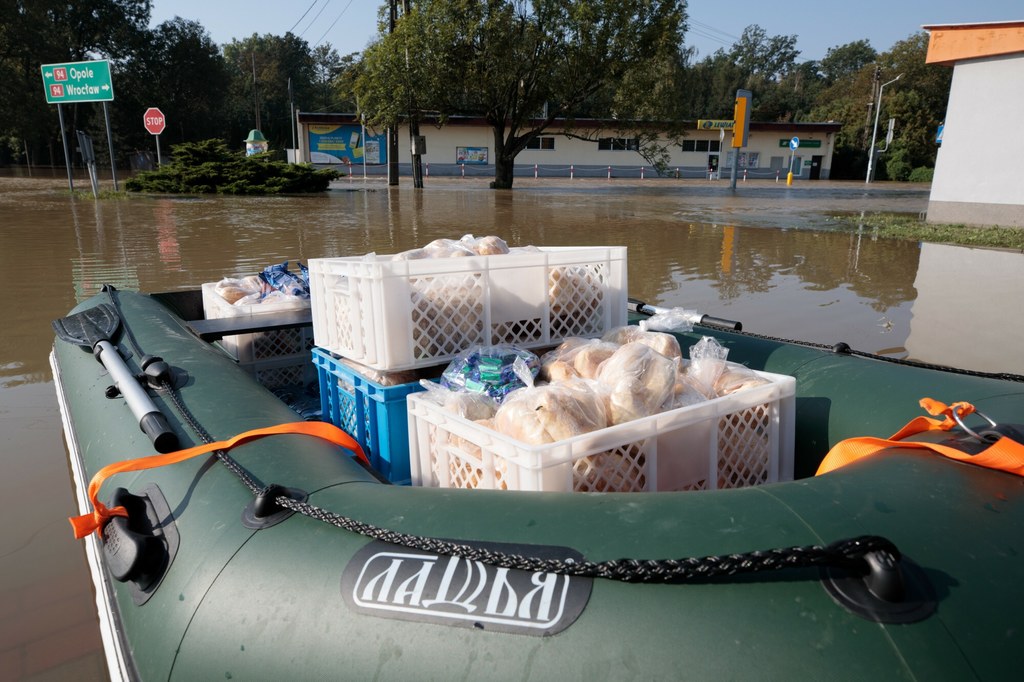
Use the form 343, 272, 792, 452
2, 175, 1022, 678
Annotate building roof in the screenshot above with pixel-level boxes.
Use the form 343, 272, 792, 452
297, 112, 841, 134
923, 20, 1024, 65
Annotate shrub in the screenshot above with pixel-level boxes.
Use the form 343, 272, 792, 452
908, 167, 933, 182
125, 139, 340, 194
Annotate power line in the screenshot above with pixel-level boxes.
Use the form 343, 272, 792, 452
288, 1, 320, 34
299, 0, 332, 39
313, 0, 354, 48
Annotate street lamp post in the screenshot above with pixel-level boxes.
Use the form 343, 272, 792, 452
866, 73, 902, 183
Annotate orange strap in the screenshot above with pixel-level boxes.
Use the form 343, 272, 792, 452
69, 421, 368, 540
816, 398, 1024, 477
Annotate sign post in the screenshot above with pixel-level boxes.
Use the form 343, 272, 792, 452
787, 137, 800, 186
40, 60, 117, 192
144, 107, 166, 166
729, 89, 751, 190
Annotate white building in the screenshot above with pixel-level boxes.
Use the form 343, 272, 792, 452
296, 113, 840, 181
924, 20, 1024, 227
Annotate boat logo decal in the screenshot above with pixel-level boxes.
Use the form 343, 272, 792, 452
341, 540, 592, 635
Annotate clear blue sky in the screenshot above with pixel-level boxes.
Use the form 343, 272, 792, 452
149, 0, 1023, 62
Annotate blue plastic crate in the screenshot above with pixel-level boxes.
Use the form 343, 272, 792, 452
312, 347, 427, 484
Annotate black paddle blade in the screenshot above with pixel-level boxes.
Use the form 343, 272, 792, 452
52, 303, 121, 349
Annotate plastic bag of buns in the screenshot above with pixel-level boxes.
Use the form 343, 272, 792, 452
596, 342, 678, 424
539, 337, 620, 382
460, 234, 510, 255
214, 276, 266, 306
601, 326, 682, 360
391, 235, 511, 260
714, 362, 770, 397
493, 379, 608, 445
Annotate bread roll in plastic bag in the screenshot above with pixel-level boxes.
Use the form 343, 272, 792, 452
596, 342, 678, 424
493, 379, 608, 445
459, 234, 510, 255
601, 326, 682, 360
714, 362, 769, 396
539, 337, 619, 381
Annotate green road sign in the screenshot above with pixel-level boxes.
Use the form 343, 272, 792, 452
41, 60, 114, 103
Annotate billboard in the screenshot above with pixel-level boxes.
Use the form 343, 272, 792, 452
308, 124, 386, 165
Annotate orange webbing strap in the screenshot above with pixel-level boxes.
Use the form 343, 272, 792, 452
69, 421, 367, 540
816, 398, 1024, 478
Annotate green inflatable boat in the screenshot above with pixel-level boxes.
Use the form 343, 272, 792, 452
51, 287, 1024, 680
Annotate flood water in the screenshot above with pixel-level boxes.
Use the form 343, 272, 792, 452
1, 174, 1022, 678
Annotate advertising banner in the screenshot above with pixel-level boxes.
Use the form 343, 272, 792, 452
308, 124, 386, 165
456, 146, 488, 164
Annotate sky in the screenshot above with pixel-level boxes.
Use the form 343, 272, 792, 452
149, 1, 1023, 62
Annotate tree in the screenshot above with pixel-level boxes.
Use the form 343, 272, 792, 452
223, 33, 317, 152
729, 25, 799, 84
0, 0, 151, 166
820, 40, 877, 86
877, 32, 951, 178
114, 18, 229, 154
310, 46, 353, 112
356, 0, 689, 189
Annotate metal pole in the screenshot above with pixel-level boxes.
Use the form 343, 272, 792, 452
288, 77, 296, 154
251, 52, 260, 130
866, 74, 902, 184
387, 0, 399, 185
361, 115, 367, 179
57, 103, 74, 192
155, 134, 162, 167
103, 101, 119, 191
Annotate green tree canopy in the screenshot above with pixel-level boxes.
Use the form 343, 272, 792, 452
223, 33, 317, 151
113, 18, 229, 152
356, 0, 689, 188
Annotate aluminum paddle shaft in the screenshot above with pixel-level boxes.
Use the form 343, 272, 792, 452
95, 340, 179, 453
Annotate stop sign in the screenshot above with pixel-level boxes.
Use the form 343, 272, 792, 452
143, 107, 165, 135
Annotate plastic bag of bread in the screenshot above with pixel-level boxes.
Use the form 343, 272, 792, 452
686, 336, 729, 398
539, 337, 620, 382
493, 379, 608, 445
596, 342, 678, 424
214, 276, 266, 305
601, 326, 682, 360
460, 234, 510, 255
714, 362, 769, 397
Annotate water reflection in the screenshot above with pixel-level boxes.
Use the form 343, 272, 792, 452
3, 179, 1022, 383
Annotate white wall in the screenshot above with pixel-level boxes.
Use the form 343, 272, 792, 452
395, 125, 833, 176
930, 54, 1024, 208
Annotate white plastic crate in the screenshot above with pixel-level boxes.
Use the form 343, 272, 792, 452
407, 370, 795, 493
201, 282, 313, 362
308, 246, 627, 371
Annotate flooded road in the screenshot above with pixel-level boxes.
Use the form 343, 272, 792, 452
1, 175, 1022, 678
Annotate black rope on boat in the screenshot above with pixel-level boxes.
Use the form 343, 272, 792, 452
271, 494, 899, 582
